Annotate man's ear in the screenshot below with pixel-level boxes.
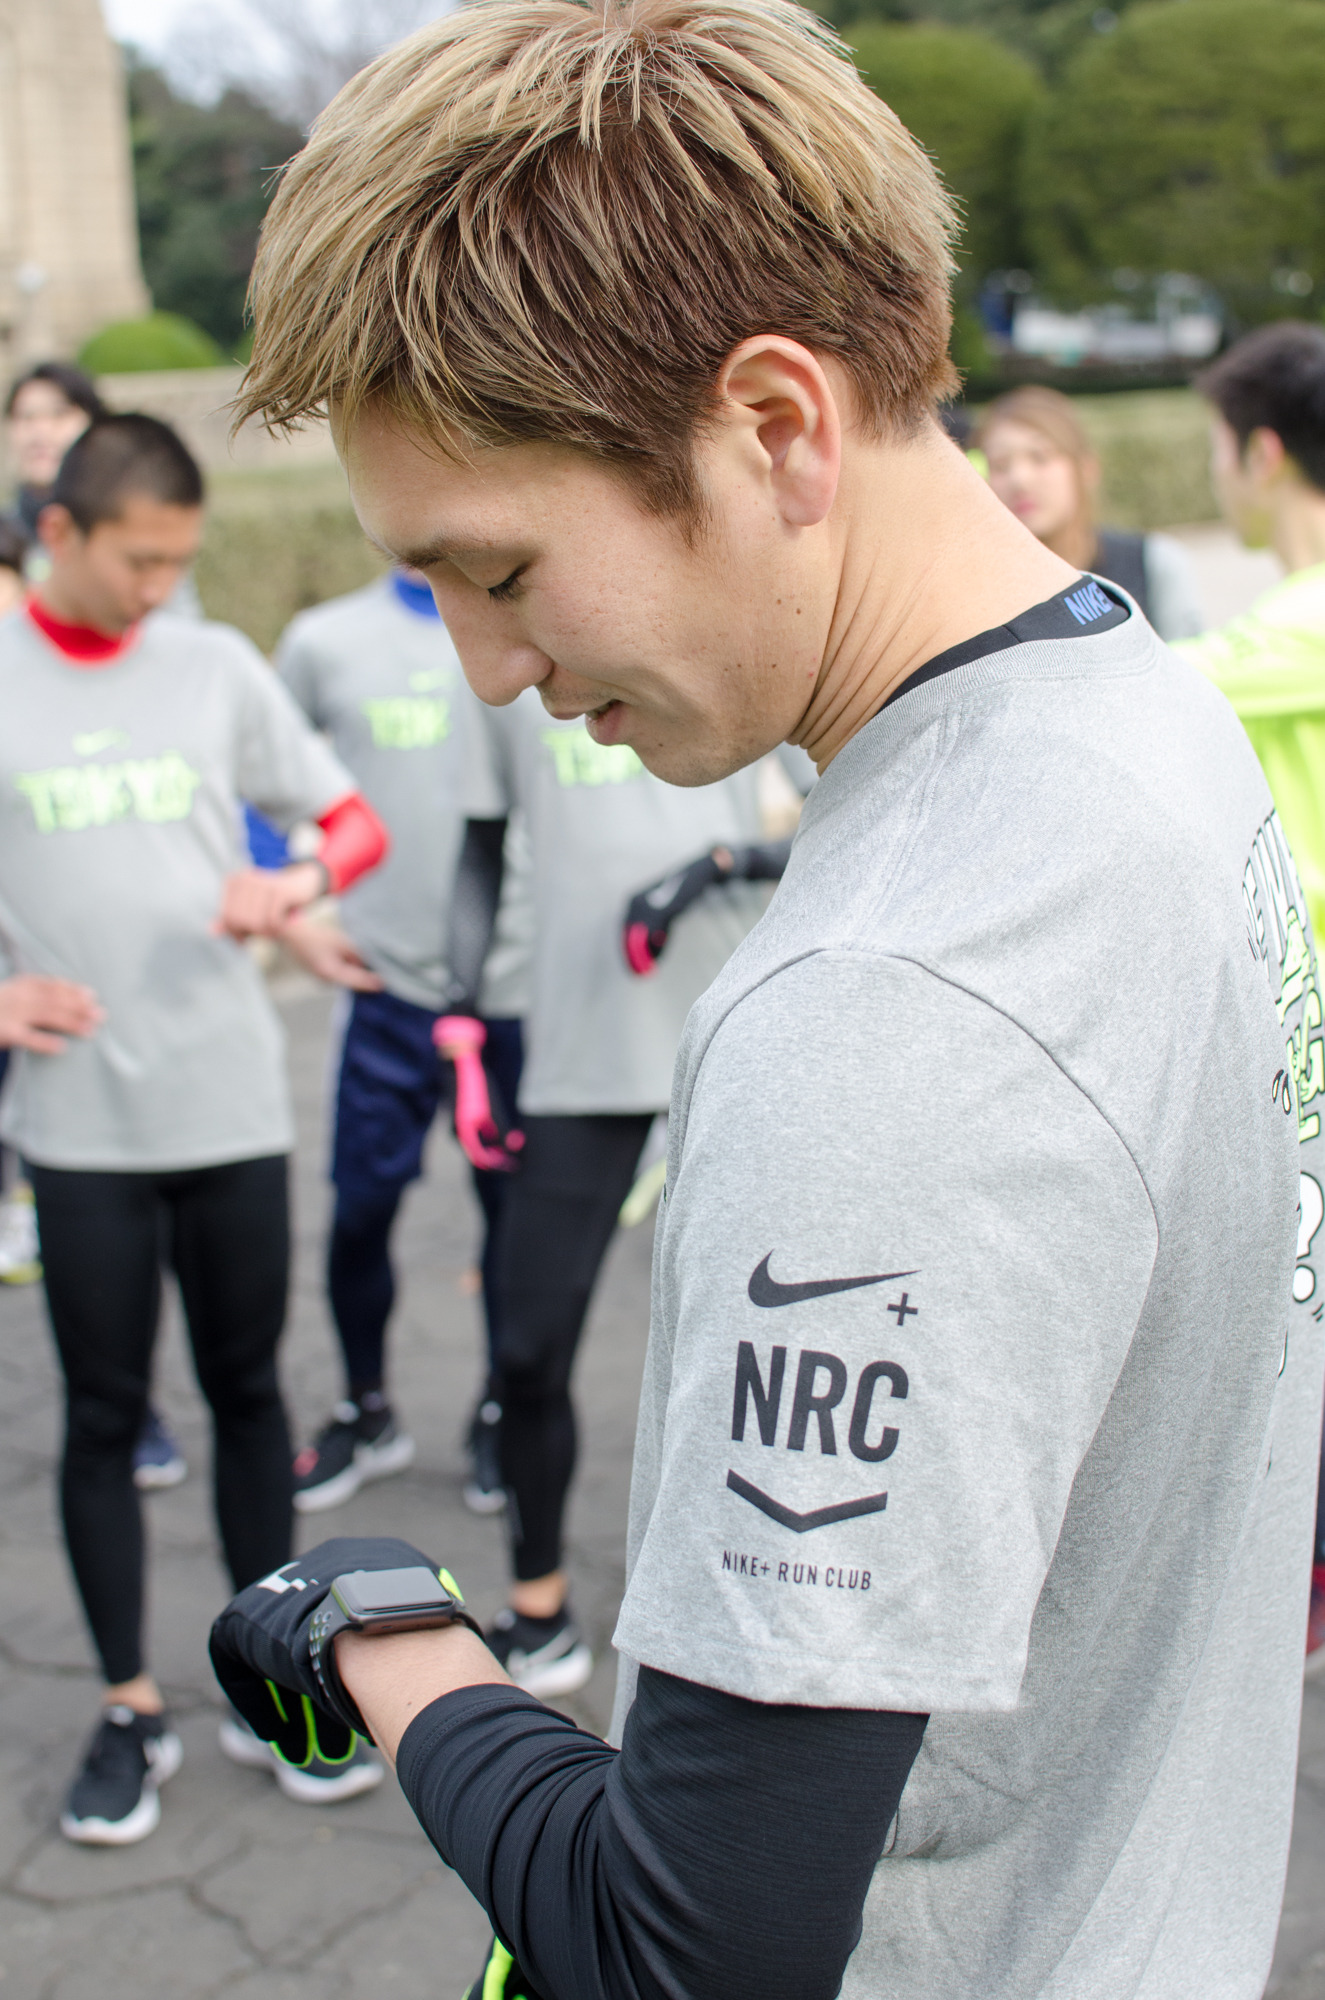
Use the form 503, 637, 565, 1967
715, 337, 842, 529
1244, 426, 1288, 489
36, 502, 80, 558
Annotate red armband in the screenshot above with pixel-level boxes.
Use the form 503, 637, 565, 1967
315, 793, 389, 895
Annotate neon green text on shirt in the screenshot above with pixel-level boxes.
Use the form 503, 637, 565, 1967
15, 752, 202, 832
362, 696, 451, 750
541, 728, 644, 787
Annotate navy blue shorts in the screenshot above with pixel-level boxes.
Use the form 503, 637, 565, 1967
331, 988, 523, 1211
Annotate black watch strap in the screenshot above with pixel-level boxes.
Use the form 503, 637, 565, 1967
307, 1571, 485, 1742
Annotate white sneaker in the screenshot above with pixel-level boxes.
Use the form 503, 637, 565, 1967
219, 1713, 385, 1803
0, 1187, 40, 1285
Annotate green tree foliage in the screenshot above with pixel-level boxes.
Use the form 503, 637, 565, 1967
848, 23, 1042, 288
78, 312, 225, 374
125, 57, 303, 357
1021, 0, 1325, 322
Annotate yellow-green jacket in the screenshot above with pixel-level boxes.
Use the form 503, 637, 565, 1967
1174, 564, 1325, 941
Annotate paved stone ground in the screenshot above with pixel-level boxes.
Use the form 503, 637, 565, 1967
0, 982, 1321, 1998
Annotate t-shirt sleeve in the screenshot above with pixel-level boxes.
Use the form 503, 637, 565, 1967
614, 951, 1158, 1713
228, 633, 356, 830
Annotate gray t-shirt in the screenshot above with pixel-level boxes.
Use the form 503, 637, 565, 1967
612, 611, 1325, 1998
0, 608, 353, 1170
465, 689, 769, 1114
277, 575, 530, 1015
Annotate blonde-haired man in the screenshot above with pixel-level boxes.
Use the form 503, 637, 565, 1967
211, 4, 1323, 1996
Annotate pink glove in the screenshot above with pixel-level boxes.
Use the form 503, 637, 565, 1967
433, 1015, 524, 1172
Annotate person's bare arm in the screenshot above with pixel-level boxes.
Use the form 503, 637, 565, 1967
215, 860, 327, 940
0, 975, 103, 1053
336, 1625, 509, 1767
279, 914, 385, 993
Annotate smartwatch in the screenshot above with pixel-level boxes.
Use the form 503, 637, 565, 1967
307, 1565, 483, 1740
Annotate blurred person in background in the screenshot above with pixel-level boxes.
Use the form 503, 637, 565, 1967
0, 410, 391, 1842
4, 369, 202, 1477
1174, 319, 1325, 1675
976, 385, 1204, 642
4, 362, 106, 549
0, 521, 39, 1283
274, 566, 531, 1518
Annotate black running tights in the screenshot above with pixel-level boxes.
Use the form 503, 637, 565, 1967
29, 1155, 293, 1686
491, 1114, 652, 1582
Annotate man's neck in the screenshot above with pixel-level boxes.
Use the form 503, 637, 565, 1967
794, 427, 1079, 770
1269, 483, 1325, 577
35, 572, 127, 638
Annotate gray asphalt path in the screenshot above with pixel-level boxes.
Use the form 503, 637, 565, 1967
0, 983, 1320, 1998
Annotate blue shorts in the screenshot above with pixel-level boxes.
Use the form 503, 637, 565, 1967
331, 988, 522, 1211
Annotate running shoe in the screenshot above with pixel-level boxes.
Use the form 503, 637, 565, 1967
1307, 1563, 1325, 1679
0, 1184, 40, 1285
133, 1407, 187, 1490
463, 1398, 507, 1515
292, 1398, 415, 1513
219, 1710, 385, 1803
486, 1605, 593, 1699
60, 1705, 182, 1845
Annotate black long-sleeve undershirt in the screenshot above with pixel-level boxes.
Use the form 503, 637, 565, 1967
447, 816, 508, 1013
397, 1666, 927, 2000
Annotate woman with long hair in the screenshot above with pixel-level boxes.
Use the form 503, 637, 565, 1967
975, 385, 1204, 641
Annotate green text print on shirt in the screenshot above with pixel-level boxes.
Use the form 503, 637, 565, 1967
16, 751, 201, 832
1245, 807, 1325, 1305
360, 695, 450, 750
540, 727, 643, 788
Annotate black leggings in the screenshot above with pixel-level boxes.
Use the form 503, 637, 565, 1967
491, 1114, 652, 1582
30, 1155, 293, 1686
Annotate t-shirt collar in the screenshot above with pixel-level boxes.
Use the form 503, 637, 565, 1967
26, 594, 140, 665
881, 577, 1131, 713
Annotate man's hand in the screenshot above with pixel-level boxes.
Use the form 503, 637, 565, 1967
209, 1536, 481, 1762
215, 861, 326, 940
281, 914, 385, 992
0, 975, 103, 1053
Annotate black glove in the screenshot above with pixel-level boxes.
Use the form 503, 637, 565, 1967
464, 1937, 545, 2000
623, 851, 729, 973
209, 1536, 464, 1763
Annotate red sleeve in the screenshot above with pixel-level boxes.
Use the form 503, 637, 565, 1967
315, 793, 390, 895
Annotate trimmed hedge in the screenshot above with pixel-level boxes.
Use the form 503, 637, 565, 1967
1072, 389, 1217, 531
78, 312, 226, 374
195, 465, 386, 653
193, 391, 1216, 651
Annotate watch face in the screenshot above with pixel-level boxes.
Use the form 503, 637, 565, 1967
331, 1567, 453, 1620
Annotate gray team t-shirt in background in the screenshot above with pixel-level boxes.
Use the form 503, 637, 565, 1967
612, 610, 1324, 1999
277, 575, 531, 1017
464, 688, 769, 1115
0, 608, 353, 1170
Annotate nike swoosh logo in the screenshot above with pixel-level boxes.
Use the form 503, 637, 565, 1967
727, 1470, 889, 1533
748, 1253, 917, 1308
73, 729, 128, 757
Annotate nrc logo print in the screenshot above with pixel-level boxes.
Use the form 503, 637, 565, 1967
1064, 579, 1116, 627
726, 1342, 908, 1533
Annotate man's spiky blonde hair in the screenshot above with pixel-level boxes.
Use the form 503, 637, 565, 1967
239, 0, 959, 514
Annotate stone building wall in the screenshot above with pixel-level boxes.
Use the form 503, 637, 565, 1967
0, 0, 149, 378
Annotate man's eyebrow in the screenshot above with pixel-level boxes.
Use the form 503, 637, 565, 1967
378, 535, 507, 571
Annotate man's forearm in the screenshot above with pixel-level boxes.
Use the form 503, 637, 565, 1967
340, 1628, 926, 2000
336, 1623, 509, 1766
